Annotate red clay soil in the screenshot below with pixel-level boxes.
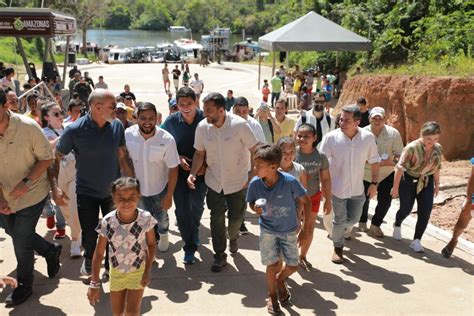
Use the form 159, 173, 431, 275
428, 160, 473, 242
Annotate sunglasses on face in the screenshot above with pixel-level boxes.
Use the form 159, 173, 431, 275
51, 111, 65, 117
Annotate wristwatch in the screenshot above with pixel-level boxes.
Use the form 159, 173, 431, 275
22, 177, 33, 188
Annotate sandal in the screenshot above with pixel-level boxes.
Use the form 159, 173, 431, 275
441, 246, 453, 258
299, 257, 313, 270
277, 282, 291, 304
266, 296, 281, 314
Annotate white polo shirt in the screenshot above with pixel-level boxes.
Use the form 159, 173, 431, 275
320, 127, 380, 199
125, 125, 180, 197
194, 112, 258, 195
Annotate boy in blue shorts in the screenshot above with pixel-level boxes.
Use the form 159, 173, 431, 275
247, 144, 312, 314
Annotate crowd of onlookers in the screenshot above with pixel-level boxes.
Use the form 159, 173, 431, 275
0, 61, 472, 315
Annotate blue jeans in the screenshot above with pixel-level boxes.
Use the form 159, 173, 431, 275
332, 194, 366, 248
139, 189, 169, 235
174, 176, 207, 253
395, 174, 434, 240
0, 196, 55, 287
44, 194, 66, 229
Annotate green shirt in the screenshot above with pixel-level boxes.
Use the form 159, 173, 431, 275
271, 76, 282, 93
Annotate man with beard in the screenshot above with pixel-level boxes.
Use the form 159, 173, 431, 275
162, 87, 207, 264
49, 89, 135, 277
188, 92, 258, 272
125, 102, 180, 253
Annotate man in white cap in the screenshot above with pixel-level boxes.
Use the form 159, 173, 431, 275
358, 107, 404, 237
115, 102, 133, 129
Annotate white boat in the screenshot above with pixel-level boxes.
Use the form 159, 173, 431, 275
168, 26, 190, 33
107, 48, 132, 64
174, 39, 203, 63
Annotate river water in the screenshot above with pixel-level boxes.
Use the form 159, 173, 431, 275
78, 29, 250, 48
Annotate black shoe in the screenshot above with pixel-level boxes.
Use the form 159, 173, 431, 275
46, 243, 62, 278
239, 222, 249, 235
5, 284, 32, 306
211, 256, 227, 272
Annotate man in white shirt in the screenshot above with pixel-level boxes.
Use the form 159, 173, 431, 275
233, 96, 266, 143
294, 102, 334, 149
190, 73, 204, 103
232, 96, 265, 235
188, 92, 258, 272
94, 76, 108, 90
125, 102, 180, 252
320, 105, 380, 263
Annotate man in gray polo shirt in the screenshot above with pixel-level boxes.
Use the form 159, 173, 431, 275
49, 89, 135, 277
188, 92, 258, 272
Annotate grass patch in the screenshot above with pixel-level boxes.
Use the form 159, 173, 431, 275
368, 54, 474, 77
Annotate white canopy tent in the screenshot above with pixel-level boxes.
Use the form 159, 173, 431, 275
257, 11, 371, 87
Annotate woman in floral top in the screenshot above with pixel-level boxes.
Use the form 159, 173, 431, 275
391, 121, 442, 253
88, 177, 156, 315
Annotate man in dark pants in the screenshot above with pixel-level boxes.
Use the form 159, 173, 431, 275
162, 87, 207, 265
0, 89, 61, 305
50, 89, 134, 278
188, 92, 258, 272
358, 107, 403, 236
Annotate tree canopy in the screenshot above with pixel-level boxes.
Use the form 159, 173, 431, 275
2, 0, 473, 72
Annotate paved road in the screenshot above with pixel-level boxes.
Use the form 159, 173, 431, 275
1, 62, 472, 315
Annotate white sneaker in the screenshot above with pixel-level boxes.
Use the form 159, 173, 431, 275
70, 241, 82, 258
392, 225, 402, 240
80, 259, 91, 277
158, 233, 169, 252
410, 239, 425, 253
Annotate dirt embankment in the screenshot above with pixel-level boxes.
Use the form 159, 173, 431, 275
337, 76, 474, 241
336, 75, 474, 160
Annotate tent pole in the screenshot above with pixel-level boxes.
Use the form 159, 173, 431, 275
336, 51, 339, 68
44, 37, 50, 63
258, 51, 261, 90
272, 52, 276, 76
62, 36, 70, 89
49, 43, 60, 83
15, 37, 33, 80
286, 51, 289, 70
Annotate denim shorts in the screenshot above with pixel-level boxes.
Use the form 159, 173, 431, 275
259, 230, 299, 266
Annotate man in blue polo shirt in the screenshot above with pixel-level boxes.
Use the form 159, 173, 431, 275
49, 89, 135, 277
162, 86, 207, 264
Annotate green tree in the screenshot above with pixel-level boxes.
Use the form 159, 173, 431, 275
105, 4, 132, 29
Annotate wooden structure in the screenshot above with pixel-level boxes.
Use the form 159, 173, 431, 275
0, 8, 76, 88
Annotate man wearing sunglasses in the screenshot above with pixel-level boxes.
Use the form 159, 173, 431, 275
48, 89, 135, 278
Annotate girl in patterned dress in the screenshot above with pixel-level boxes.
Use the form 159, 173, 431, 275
87, 177, 157, 315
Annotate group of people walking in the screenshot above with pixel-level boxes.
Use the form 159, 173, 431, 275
0, 64, 471, 315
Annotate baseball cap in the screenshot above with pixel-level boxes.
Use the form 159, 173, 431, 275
258, 101, 269, 110
116, 102, 127, 111
168, 98, 177, 108
370, 107, 385, 118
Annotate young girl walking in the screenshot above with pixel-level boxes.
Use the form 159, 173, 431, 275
87, 177, 156, 315
277, 137, 307, 188
295, 124, 332, 269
